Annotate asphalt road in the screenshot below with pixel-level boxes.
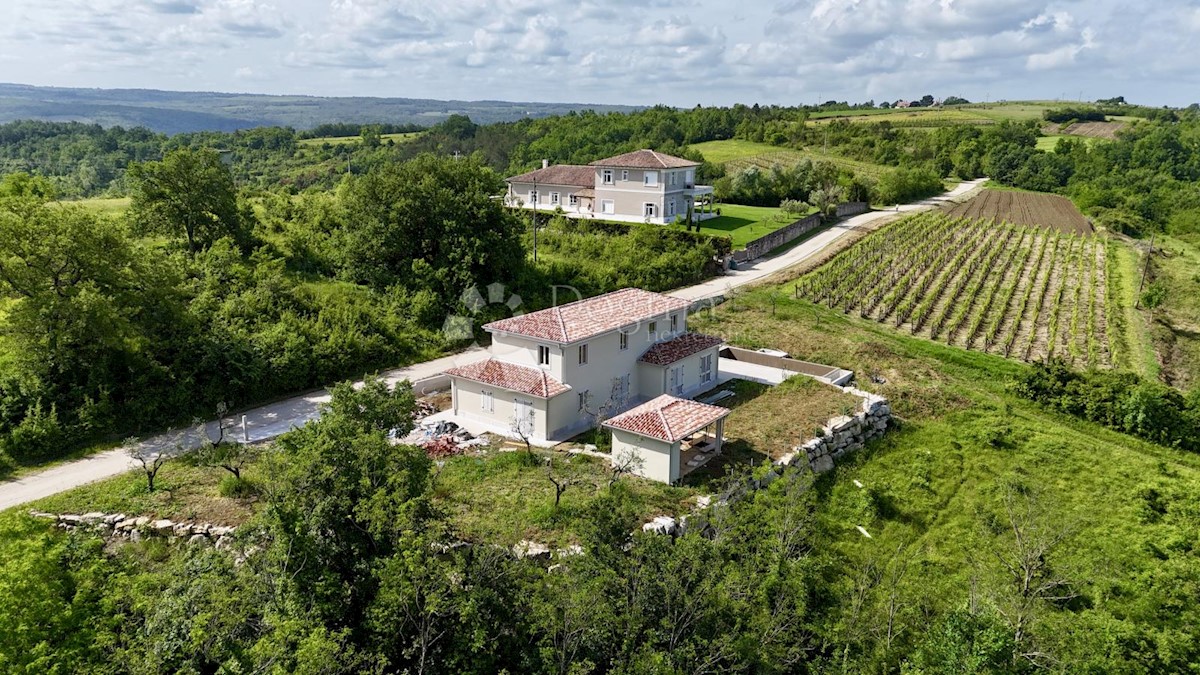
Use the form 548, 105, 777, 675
0, 179, 985, 512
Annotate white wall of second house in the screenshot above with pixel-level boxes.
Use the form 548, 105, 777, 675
611, 428, 678, 484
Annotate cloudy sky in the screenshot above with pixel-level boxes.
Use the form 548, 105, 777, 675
3, 0, 1197, 107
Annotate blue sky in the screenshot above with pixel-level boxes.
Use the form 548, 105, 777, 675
2, 0, 1198, 107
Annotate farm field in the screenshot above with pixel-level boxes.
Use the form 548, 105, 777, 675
794, 212, 1111, 368
690, 139, 890, 178
809, 108, 997, 128
297, 131, 421, 147
1060, 120, 1126, 139
944, 188, 1092, 234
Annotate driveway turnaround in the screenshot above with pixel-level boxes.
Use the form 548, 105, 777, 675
0, 179, 984, 511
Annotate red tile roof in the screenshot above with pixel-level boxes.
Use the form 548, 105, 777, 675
639, 333, 723, 366
445, 359, 570, 399
485, 288, 692, 344
589, 149, 700, 169
506, 164, 595, 187
604, 394, 729, 443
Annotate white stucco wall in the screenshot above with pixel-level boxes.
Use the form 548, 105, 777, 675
639, 345, 721, 399
451, 379, 552, 441
611, 428, 678, 484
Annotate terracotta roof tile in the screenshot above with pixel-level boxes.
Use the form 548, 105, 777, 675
485, 288, 692, 344
589, 149, 700, 169
445, 359, 570, 399
603, 394, 729, 443
506, 164, 595, 187
639, 333, 724, 366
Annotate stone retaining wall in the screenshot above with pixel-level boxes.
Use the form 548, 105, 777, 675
645, 385, 892, 537
776, 386, 891, 473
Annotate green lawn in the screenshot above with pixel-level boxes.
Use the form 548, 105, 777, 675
694, 203, 802, 248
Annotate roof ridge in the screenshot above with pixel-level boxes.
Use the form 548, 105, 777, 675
657, 407, 672, 440
553, 306, 568, 341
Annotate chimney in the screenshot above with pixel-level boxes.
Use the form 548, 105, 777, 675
541, 159, 549, 169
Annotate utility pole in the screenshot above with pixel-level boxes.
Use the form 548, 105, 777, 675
1135, 233, 1155, 308
531, 178, 538, 264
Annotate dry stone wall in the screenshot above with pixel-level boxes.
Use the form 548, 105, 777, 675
31, 511, 237, 548
777, 386, 891, 473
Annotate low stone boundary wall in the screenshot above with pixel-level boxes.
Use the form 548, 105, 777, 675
31, 511, 237, 547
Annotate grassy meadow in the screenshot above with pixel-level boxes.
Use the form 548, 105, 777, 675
297, 131, 421, 147
689, 285, 1200, 664
691, 138, 892, 178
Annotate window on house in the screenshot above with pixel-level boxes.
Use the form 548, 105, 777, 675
669, 171, 677, 186
619, 331, 628, 351
528, 190, 538, 204
667, 199, 676, 217
578, 343, 588, 365
670, 313, 678, 332
700, 354, 713, 384
602, 169, 613, 184
550, 192, 560, 205
644, 171, 658, 186
644, 203, 657, 218
601, 200, 615, 214
568, 194, 579, 206
613, 374, 630, 402
578, 390, 590, 411
648, 321, 657, 338
538, 345, 550, 366
686, 169, 695, 185
621, 170, 629, 181
481, 390, 494, 413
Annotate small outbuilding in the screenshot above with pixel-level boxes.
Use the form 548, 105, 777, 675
603, 394, 730, 484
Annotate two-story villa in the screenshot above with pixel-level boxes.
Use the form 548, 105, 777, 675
504, 149, 717, 225
444, 288, 724, 450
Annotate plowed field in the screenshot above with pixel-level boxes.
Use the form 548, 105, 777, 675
944, 189, 1092, 234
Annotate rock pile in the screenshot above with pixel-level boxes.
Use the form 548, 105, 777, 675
30, 511, 236, 548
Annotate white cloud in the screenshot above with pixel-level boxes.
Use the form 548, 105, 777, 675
0, 0, 1195, 106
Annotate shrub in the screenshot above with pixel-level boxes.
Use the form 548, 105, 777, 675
218, 474, 258, 498
1013, 359, 1200, 451
0, 401, 67, 464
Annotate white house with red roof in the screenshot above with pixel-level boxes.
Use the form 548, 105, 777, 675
504, 149, 717, 225
603, 395, 730, 484
443, 288, 725, 480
